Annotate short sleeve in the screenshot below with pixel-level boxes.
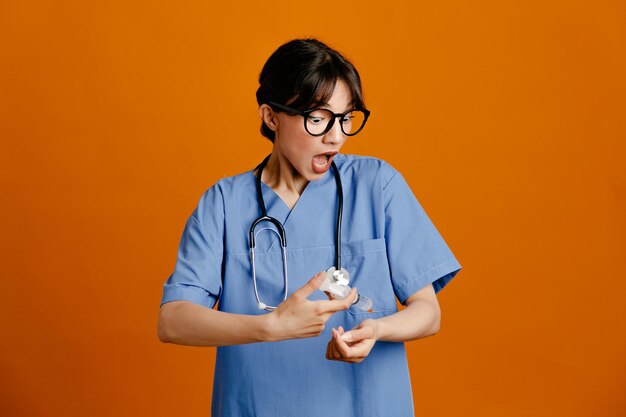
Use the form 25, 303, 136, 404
160, 185, 225, 309
383, 166, 462, 304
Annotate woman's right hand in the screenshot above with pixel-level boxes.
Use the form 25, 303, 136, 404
263, 271, 356, 342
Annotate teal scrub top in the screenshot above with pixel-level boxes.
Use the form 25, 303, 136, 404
161, 154, 462, 417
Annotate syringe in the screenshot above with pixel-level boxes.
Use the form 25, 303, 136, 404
320, 268, 373, 312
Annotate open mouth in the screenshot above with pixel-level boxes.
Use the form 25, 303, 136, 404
312, 152, 337, 172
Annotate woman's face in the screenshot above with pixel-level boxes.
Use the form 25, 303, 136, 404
272, 79, 353, 182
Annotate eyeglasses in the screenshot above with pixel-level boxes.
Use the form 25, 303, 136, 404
268, 101, 370, 137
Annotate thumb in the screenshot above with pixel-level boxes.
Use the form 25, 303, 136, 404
340, 326, 374, 342
294, 272, 326, 299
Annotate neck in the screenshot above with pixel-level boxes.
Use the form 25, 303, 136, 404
261, 151, 309, 196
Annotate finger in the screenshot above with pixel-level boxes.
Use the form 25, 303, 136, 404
292, 272, 326, 299
326, 332, 334, 360
333, 330, 348, 360
341, 326, 374, 343
327, 341, 341, 361
344, 341, 372, 358
316, 287, 358, 314
328, 329, 342, 360
328, 346, 341, 361
333, 331, 352, 358
335, 326, 354, 346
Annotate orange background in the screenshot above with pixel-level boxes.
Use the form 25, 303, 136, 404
1, 1, 625, 416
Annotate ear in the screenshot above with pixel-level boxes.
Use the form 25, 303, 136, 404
258, 104, 279, 132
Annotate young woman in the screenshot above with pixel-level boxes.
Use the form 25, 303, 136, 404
158, 38, 462, 417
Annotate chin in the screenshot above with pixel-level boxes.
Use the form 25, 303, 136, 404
307, 170, 327, 181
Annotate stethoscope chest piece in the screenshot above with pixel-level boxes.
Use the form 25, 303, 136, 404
326, 266, 350, 286
321, 266, 352, 300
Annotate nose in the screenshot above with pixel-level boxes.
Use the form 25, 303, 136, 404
322, 117, 347, 145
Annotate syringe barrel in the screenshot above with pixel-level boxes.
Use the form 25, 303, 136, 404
351, 293, 373, 312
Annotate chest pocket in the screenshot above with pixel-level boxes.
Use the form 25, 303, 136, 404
340, 238, 398, 317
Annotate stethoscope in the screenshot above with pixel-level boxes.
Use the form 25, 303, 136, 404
249, 154, 351, 311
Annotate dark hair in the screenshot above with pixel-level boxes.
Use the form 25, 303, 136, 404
256, 38, 367, 142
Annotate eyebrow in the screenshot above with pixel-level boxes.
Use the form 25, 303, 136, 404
319, 100, 356, 113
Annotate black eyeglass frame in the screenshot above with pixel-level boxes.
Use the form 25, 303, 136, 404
267, 101, 371, 137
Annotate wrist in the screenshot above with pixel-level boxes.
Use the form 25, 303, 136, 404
364, 318, 382, 341
257, 311, 283, 342
371, 318, 385, 341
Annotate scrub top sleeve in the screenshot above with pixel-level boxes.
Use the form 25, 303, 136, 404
383, 166, 462, 304
160, 185, 225, 309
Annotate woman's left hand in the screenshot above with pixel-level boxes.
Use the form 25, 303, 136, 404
325, 319, 379, 364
